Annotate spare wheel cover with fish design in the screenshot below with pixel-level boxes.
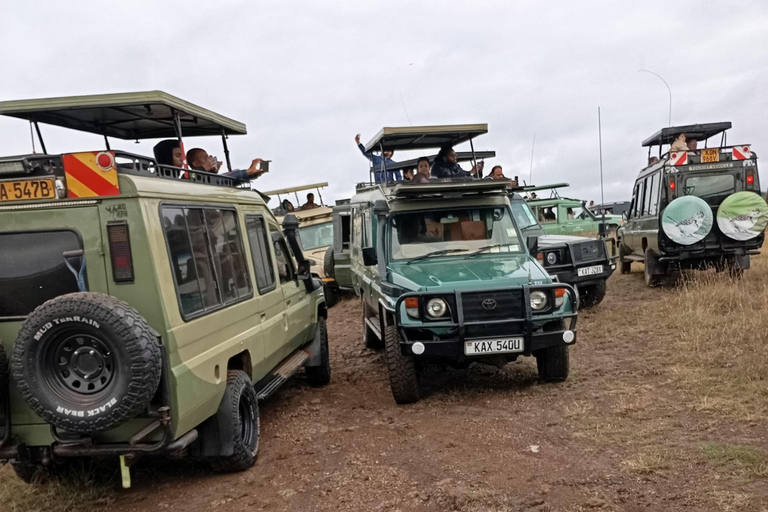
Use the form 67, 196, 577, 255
661, 196, 713, 245
717, 191, 768, 241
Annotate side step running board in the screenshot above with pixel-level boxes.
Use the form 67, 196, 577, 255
365, 317, 382, 340
255, 350, 309, 400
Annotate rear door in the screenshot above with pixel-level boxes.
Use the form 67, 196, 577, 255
0, 204, 107, 425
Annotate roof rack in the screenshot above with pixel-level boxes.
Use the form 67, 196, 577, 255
390, 177, 510, 201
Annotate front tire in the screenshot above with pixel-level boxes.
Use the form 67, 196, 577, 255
384, 325, 419, 404
577, 280, 607, 308
305, 318, 331, 387
535, 346, 569, 382
209, 370, 261, 473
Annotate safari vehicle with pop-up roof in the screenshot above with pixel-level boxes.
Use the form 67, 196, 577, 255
526, 183, 623, 237
0, 92, 330, 485
508, 191, 617, 307
618, 122, 766, 285
350, 125, 578, 404
265, 183, 339, 306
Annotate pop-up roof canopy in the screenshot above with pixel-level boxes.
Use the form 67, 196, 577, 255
364, 124, 488, 152
641, 122, 731, 148
384, 151, 496, 172
0, 91, 247, 140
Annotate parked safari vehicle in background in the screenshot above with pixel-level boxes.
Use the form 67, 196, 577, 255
0, 92, 330, 484
351, 125, 578, 404
526, 183, 622, 237
618, 122, 767, 285
265, 183, 339, 306
509, 192, 616, 307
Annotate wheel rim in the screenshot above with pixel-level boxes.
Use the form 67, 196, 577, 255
239, 392, 256, 447
46, 333, 115, 397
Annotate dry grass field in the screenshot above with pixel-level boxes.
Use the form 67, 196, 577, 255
2, 254, 768, 511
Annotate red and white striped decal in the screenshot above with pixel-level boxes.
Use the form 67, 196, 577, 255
669, 151, 688, 166
732, 145, 751, 160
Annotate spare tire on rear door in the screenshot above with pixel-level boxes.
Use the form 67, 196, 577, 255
12, 292, 162, 434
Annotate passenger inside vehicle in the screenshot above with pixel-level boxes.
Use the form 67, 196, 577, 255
403, 168, 415, 181
417, 157, 431, 178
153, 139, 184, 168
431, 145, 483, 179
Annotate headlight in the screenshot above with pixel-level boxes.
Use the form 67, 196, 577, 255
426, 298, 448, 318
530, 290, 548, 310
546, 252, 557, 265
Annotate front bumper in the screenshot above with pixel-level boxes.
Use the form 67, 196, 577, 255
393, 283, 578, 361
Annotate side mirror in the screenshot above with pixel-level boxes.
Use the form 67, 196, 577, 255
621, 211, 628, 221
526, 236, 538, 256
362, 247, 377, 266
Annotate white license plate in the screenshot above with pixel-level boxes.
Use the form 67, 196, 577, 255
577, 265, 603, 276
464, 338, 524, 356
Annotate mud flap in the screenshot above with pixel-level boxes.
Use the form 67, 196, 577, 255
305, 321, 324, 367
189, 387, 237, 458
646, 250, 665, 276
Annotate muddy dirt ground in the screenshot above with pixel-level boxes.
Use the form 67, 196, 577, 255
88, 271, 768, 511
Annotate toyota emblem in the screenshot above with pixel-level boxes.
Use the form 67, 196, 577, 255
481, 299, 497, 310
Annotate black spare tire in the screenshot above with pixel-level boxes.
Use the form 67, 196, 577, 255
12, 292, 162, 434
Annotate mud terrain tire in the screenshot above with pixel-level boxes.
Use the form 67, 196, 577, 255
384, 325, 419, 404
305, 318, 331, 387
323, 247, 335, 279
535, 346, 569, 382
578, 280, 607, 308
210, 370, 260, 473
12, 292, 161, 434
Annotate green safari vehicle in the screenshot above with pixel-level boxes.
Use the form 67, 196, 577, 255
0, 92, 330, 484
350, 125, 578, 404
527, 183, 623, 237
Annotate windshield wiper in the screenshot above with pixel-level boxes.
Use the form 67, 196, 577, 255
465, 243, 515, 258
406, 248, 466, 264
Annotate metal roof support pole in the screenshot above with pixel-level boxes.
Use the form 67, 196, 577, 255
104, 135, 111, 151
469, 137, 478, 178
316, 187, 325, 206
221, 129, 232, 172
33, 121, 47, 155
380, 142, 387, 183
171, 109, 187, 169
294, 192, 300, 206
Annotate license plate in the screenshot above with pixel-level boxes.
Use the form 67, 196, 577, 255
0, 178, 56, 202
577, 265, 603, 276
464, 338, 524, 356
701, 148, 719, 163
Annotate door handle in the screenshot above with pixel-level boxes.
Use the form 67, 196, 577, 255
286, 299, 291, 306
260, 312, 267, 321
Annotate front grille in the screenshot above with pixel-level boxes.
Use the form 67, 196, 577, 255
571, 240, 605, 264
462, 290, 523, 322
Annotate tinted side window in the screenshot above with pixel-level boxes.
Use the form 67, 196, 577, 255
642, 177, 653, 215
633, 182, 645, 217
245, 215, 276, 294
162, 206, 252, 319
0, 231, 85, 317
204, 209, 252, 303
648, 173, 660, 216
340, 215, 351, 249
272, 234, 295, 284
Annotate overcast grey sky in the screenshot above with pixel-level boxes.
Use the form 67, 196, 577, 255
1, 1, 766, 206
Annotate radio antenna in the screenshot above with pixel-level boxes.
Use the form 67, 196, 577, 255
598, 107, 605, 205
529, 133, 536, 184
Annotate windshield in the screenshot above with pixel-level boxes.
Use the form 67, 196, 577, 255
569, 206, 596, 220
298, 222, 334, 251
390, 206, 522, 261
510, 199, 540, 230
684, 174, 735, 199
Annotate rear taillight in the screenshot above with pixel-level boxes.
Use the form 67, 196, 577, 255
746, 171, 755, 189
107, 222, 134, 283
